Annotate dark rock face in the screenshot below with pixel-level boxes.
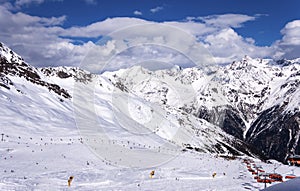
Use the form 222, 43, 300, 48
196, 105, 245, 140
0, 57, 39, 79
57, 71, 72, 78
245, 105, 300, 163
222, 107, 246, 140
0, 55, 71, 99
40, 67, 93, 84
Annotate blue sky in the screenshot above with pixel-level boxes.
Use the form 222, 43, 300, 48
0, 0, 300, 71
14, 0, 300, 46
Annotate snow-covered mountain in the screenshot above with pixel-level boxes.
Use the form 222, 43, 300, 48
101, 54, 300, 163
211, 56, 300, 162
1, 41, 300, 162
0, 42, 251, 160
1, 42, 300, 189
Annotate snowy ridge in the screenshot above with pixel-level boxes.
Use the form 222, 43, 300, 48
0, 42, 245, 156
0, 42, 24, 64
104, 56, 300, 134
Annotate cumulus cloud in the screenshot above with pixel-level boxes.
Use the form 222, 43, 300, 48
68, 22, 216, 72
203, 28, 274, 63
99, 44, 194, 71
133, 10, 142, 16
0, 4, 299, 72
279, 20, 300, 46
0, 5, 73, 67
165, 15, 274, 64
272, 20, 300, 59
150, 6, 163, 13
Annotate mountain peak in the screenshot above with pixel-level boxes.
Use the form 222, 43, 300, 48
0, 42, 24, 65
242, 55, 253, 61
0, 42, 71, 99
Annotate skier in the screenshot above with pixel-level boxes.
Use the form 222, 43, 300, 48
212, 172, 216, 178
68, 176, 74, 187
150, 170, 155, 178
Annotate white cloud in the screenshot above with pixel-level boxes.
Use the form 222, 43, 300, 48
279, 20, 300, 46
203, 28, 275, 63
0, 5, 70, 66
164, 21, 215, 36
0, 6, 66, 28
99, 44, 194, 71
61, 17, 150, 38
272, 20, 300, 59
1, 0, 64, 10
0, 4, 299, 71
60, 18, 215, 39
198, 14, 256, 28
65, 21, 216, 72
0, 1, 15, 10
15, 0, 45, 7
150, 6, 163, 13
134, 10, 142, 16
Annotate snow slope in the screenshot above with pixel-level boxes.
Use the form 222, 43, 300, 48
2, 134, 300, 190
1, 42, 300, 190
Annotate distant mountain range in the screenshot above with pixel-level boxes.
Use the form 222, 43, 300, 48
1, 42, 300, 163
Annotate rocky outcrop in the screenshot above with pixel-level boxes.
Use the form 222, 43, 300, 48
196, 105, 245, 140
246, 105, 300, 163
0, 43, 71, 99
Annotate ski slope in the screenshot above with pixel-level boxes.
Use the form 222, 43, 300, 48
2, 132, 300, 190
1, 42, 300, 190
